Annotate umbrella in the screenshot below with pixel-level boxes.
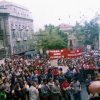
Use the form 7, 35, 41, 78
88, 81, 100, 95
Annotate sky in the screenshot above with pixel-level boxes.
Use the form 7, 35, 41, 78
1, 0, 100, 31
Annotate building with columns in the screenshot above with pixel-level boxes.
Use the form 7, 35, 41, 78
0, 1, 34, 57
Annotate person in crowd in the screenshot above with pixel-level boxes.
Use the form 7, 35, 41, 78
47, 69, 53, 82
39, 79, 50, 100
48, 78, 54, 87
1, 78, 11, 100
59, 72, 65, 86
0, 74, 3, 87
85, 74, 92, 95
71, 78, 81, 100
51, 80, 61, 100
61, 78, 71, 100
14, 82, 25, 100
0, 75, 7, 100
59, 68, 63, 75
25, 82, 39, 100
0, 54, 99, 100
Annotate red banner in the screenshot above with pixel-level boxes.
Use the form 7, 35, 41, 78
48, 49, 82, 59
66, 49, 82, 58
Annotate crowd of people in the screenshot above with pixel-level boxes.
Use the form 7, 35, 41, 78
0, 54, 100, 100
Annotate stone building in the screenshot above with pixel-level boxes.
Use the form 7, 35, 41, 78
0, 1, 34, 57
59, 23, 78, 50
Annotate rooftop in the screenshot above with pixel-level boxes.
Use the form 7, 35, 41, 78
59, 23, 73, 32
59, 23, 73, 29
0, 1, 29, 11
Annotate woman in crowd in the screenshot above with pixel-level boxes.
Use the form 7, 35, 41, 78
1, 78, 11, 100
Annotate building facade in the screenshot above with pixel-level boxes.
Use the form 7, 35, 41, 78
59, 23, 78, 50
0, 1, 34, 57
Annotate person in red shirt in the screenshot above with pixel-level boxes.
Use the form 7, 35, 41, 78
62, 79, 70, 90
61, 79, 71, 100
52, 68, 59, 76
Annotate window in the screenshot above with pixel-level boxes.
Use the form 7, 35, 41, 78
12, 30, 15, 38
0, 6, 4, 8
15, 24, 17, 29
0, 19, 1, 30
20, 31, 22, 39
14, 8, 16, 12
16, 32, 20, 38
0, 40, 4, 49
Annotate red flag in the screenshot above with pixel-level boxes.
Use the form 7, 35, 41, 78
62, 81, 70, 89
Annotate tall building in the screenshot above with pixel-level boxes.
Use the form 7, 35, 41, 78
0, 1, 34, 57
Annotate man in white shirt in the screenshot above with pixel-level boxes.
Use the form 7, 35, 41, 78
25, 82, 39, 100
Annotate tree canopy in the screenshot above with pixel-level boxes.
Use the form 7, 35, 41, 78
35, 24, 68, 52
73, 16, 99, 48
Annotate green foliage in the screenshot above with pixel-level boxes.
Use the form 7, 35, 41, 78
27, 39, 34, 49
0, 91, 7, 100
73, 22, 84, 35
83, 19, 99, 45
73, 22, 84, 45
36, 25, 68, 51
73, 17, 99, 46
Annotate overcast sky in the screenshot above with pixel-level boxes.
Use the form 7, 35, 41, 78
2, 0, 100, 31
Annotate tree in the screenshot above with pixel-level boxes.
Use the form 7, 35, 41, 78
73, 17, 99, 49
83, 19, 99, 46
73, 22, 84, 46
35, 25, 68, 53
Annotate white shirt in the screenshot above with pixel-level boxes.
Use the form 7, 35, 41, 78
27, 86, 39, 100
